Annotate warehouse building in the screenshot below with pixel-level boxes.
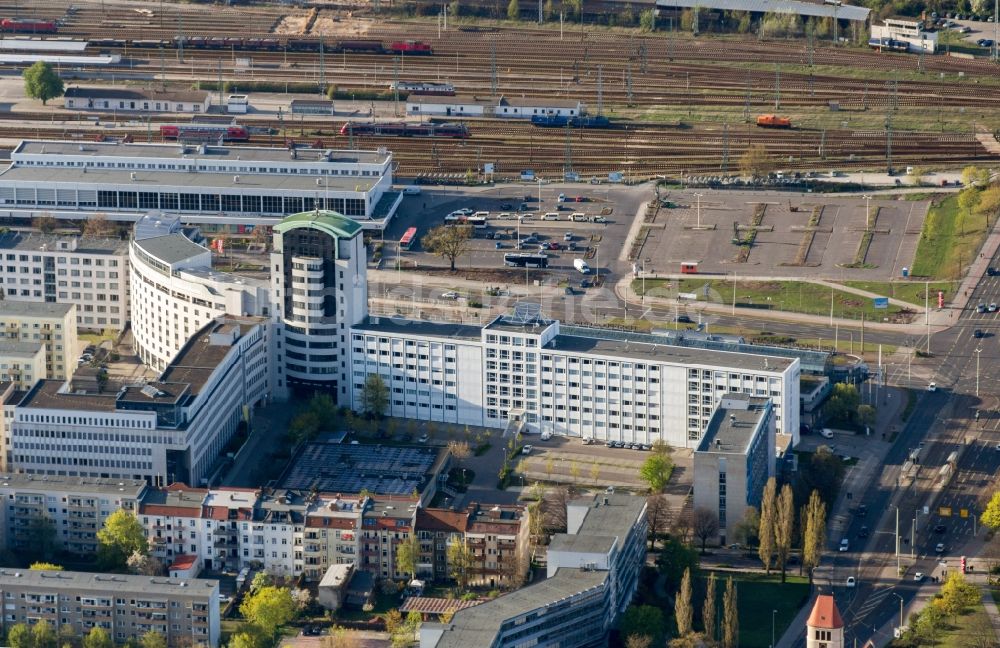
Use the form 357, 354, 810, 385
0, 568, 220, 647
0, 140, 402, 231
0, 231, 129, 332
63, 86, 212, 113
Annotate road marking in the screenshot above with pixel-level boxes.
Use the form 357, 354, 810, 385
853, 585, 896, 622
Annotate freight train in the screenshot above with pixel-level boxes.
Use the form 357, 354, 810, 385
339, 121, 469, 138
160, 124, 250, 142
88, 36, 433, 55
1, 18, 58, 33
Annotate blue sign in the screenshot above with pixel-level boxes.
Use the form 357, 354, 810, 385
873, 297, 889, 309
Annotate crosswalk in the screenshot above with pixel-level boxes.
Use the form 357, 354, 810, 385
852, 585, 896, 624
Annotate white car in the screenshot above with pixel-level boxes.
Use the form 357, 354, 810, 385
839, 539, 850, 552
455, 208, 474, 216
441, 291, 459, 300
928, 382, 937, 392
846, 577, 856, 588
914, 572, 925, 581
521, 445, 533, 455
820, 428, 834, 439
935, 542, 945, 553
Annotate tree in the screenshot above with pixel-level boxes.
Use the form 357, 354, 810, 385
23, 61, 64, 105
961, 165, 989, 187
939, 572, 980, 617
32, 216, 58, 233
732, 506, 759, 548
638, 453, 674, 492
396, 535, 419, 581
323, 627, 362, 648
127, 551, 163, 576
250, 571, 272, 594
82, 214, 118, 239
288, 410, 321, 444
8, 624, 33, 648
824, 383, 860, 424
981, 491, 1000, 529
569, 460, 581, 483
619, 605, 665, 647
675, 567, 694, 636
290, 588, 313, 612
758, 477, 777, 572
361, 373, 389, 418
239, 586, 297, 637
702, 572, 718, 643
857, 404, 876, 428
959, 188, 981, 228
97, 508, 148, 569
507, 0, 520, 20
625, 637, 652, 648
589, 461, 600, 483
228, 632, 261, 648
639, 8, 656, 30
692, 508, 719, 553
646, 494, 672, 550
446, 536, 473, 589
139, 631, 166, 648
543, 0, 555, 19
32, 621, 56, 648
802, 490, 827, 581
656, 535, 699, 591
796, 446, 845, 507
975, 185, 1000, 227
422, 224, 472, 271
739, 144, 774, 179
29, 561, 63, 571
82, 628, 112, 648
774, 483, 795, 582
721, 576, 739, 648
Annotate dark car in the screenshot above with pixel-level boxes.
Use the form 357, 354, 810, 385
858, 526, 869, 538
933, 524, 947, 533
500, 202, 513, 210
800, 423, 812, 435
977, 303, 987, 314
988, 267, 999, 276
975, 329, 985, 338
676, 315, 693, 324
857, 504, 868, 518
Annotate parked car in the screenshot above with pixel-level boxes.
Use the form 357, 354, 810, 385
935, 543, 945, 553
858, 526, 869, 538
977, 303, 987, 313
500, 202, 513, 210
933, 524, 947, 533
928, 382, 937, 392
521, 444, 533, 455
441, 291, 459, 300
974, 329, 985, 338
914, 572, 925, 581
839, 539, 850, 552
846, 576, 856, 588
989, 303, 998, 313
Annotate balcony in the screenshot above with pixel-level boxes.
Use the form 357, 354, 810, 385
214, 526, 237, 537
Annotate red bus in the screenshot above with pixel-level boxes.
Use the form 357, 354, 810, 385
400, 227, 418, 250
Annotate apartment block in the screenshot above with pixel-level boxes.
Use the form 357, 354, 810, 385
0, 568, 220, 647
360, 496, 419, 581
0, 473, 146, 557
693, 394, 776, 544
0, 302, 78, 382
0, 340, 47, 390
0, 232, 128, 333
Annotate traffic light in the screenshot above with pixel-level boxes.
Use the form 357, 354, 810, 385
960, 556, 967, 573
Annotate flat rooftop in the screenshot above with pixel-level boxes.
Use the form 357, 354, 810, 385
159, 317, 263, 396
0, 472, 147, 496
133, 233, 209, 265
0, 166, 383, 194
548, 533, 615, 555
0, 568, 218, 596
435, 568, 608, 647
19, 379, 119, 412
65, 86, 210, 103
278, 440, 443, 496
0, 340, 44, 358
573, 493, 647, 538
14, 140, 390, 165
698, 396, 771, 453
353, 316, 482, 341
550, 333, 794, 372
0, 301, 74, 318
0, 231, 126, 255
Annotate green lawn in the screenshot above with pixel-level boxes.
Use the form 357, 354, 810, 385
917, 599, 995, 648
633, 278, 916, 321
911, 193, 991, 279
840, 280, 958, 308
701, 571, 810, 648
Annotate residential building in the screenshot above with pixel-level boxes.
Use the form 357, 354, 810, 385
0, 473, 146, 556
0, 140, 401, 231
806, 594, 845, 648
464, 503, 530, 589
130, 222, 269, 371
301, 494, 362, 581
414, 508, 467, 583
64, 86, 212, 113
693, 394, 776, 544
0, 302, 78, 381
420, 493, 646, 648
8, 315, 271, 486
0, 568, 220, 648
140, 484, 211, 574
0, 231, 129, 332
317, 563, 354, 611
0, 340, 47, 389
270, 211, 368, 399
360, 495, 419, 581
0, 381, 17, 470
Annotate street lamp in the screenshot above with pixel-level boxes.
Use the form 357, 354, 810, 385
893, 593, 904, 630
693, 192, 704, 228
771, 609, 777, 648
975, 346, 982, 397
862, 194, 872, 230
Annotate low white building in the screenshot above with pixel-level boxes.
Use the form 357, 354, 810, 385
64, 86, 212, 113
0, 340, 46, 390
495, 96, 583, 118
405, 95, 491, 117
870, 17, 938, 52
0, 231, 129, 332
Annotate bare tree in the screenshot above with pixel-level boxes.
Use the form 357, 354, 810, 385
645, 494, 673, 550
422, 224, 473, 271
543, 486, 576, 533
692, 508, 719, 554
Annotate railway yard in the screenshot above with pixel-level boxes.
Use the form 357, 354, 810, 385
0, 0, 997, 178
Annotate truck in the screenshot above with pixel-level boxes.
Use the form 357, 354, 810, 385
574, 258, 591, 274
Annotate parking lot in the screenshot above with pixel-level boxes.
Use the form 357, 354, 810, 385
639, 189, 930, 280
381, 182, 653, 277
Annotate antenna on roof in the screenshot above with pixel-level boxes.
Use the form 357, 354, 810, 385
510, 302, 542, 324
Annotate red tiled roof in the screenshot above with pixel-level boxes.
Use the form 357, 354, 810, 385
416, 508, 468, 533
399, 597, 482, 615
169, 554, 198, 571
141, 505, 202, 517
807, 595, 844, 630
305, 516, 356, 530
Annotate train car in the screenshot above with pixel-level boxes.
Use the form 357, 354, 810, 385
531, 114, 611, 128
755, 114, 792, 128
531, 114, 570, 127
868, 37, 909, 52
390, 81, 455, 96
1, 19, 58, 34
339, 121, 469, 138
570, 115, 610, 128
339, 40, 385, 53
131, 39, 170, 48
160, 124, 249, 142
285, 38, 322, 52
390, 40, 433, 55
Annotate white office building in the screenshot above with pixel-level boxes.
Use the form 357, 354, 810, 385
130, 219, 269, 371
8, 315, 272, 486
0, 231, 129, 332
0, 140, 402, 231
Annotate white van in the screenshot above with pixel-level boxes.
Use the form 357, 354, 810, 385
402, 186, 422, 196
543, 212, 560, 221
571, 212, 587, 222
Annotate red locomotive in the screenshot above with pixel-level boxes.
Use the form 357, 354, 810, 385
1, 18, 58, 33
160, 124, 250, 142
389, 40, 433, 55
